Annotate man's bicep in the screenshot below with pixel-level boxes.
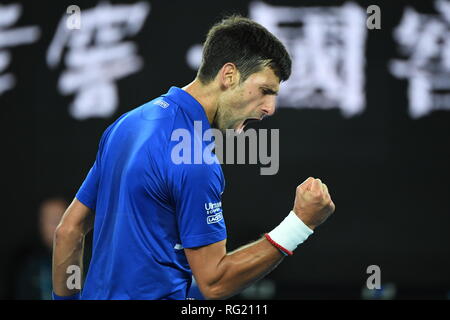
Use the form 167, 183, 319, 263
184, 239, 227, 292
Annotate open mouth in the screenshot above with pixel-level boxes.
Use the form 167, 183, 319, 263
242, 118, 260, 126
236, 117, 261, 133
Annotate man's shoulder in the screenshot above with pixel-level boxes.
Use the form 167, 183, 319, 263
130, 95, 181, 122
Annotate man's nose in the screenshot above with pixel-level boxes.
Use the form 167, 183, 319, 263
261, 97, 276, 117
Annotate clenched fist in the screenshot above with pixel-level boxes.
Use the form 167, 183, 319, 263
293, 177, 335, 230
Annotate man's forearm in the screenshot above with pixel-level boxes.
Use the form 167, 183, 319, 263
52, 226, 85, 296
207, 237, 284, 299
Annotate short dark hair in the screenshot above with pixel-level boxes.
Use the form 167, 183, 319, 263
197, 15, 292, 84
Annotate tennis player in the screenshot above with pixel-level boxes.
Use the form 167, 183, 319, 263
52, 15, 335, 300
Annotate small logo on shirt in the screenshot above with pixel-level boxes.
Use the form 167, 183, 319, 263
207, 212, 223, 224
204, 201, 222, 214
204, 201, 223, 224
174, 243, 184, 250
155, 100, 169, 108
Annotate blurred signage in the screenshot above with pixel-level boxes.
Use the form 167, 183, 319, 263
0, 3, 40, 96
250, 1, 367, 118
47, 2, 150, 120
390, 0, 450, 118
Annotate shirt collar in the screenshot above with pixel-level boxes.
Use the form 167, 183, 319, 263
162, 86, 211, 128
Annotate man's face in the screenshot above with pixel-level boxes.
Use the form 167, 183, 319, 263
213, 66, 280, 133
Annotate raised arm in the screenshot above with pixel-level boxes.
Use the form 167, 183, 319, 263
184, 177, 335, 300
52, 198, 94, 297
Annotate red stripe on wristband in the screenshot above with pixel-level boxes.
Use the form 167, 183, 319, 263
264, 233, 293, 256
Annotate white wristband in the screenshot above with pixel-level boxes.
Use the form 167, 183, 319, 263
266, 211, 314, 255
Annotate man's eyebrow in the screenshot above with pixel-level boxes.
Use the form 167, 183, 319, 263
261, 86, 279, 95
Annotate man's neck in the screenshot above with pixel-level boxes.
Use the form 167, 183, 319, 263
182, 79, 219, 125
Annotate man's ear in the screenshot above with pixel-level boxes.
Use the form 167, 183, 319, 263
219, 63, 239, 89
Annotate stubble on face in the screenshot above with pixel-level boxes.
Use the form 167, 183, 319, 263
212, 84, 246, 133
211, 66, 280, 133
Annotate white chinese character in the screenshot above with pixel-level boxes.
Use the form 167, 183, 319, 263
0, 3, 40, 95
390, 0, 450, 119
47, 2, 150, 120
249, 1, 367, 118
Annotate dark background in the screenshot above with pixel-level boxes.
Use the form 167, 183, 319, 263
2, 0, 449, 299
